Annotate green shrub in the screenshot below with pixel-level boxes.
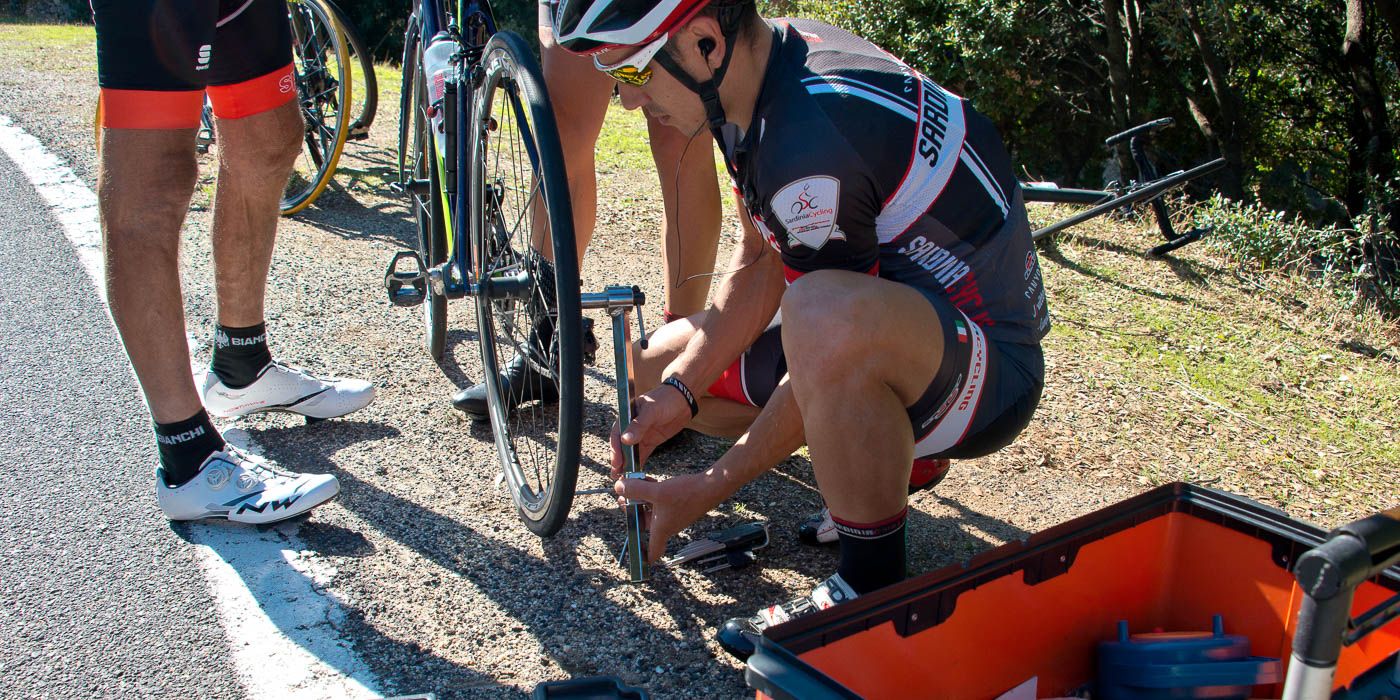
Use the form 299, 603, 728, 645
1197, 195, 1400, 314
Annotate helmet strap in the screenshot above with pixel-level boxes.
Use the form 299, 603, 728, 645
653, 45, 734, 134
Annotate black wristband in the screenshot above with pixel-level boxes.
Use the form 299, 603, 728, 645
662, 376, 699, 418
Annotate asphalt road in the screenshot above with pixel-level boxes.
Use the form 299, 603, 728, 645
0, 149, 243, 698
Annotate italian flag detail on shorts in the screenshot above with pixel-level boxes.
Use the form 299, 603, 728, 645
954, 320, 969, 343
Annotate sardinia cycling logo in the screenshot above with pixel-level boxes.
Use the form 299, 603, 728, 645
773, 176, 845, 250
278, 73, 295, 94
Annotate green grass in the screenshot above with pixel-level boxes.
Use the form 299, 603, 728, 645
0, 20, 95, 73
1037, 219, 1398, 523
595, 101, 657, 174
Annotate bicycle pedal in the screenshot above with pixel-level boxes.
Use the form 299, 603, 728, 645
385, 250, 428, 307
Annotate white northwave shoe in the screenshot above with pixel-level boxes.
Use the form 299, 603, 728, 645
201, 361, 374, 419
157, 446, 340, 524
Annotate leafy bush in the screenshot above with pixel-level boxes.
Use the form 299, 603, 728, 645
1197, 195, 1400, 314
4, 0, 88, 21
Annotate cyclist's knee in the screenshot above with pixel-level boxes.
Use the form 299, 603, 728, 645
781, 271, 868, 373
98, 135, 198, 230
217, 103, 303, 178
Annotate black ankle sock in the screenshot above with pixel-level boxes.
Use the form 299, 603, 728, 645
211, 322, 272, 389
155, 410, 226, 487
832, 507, 908, 595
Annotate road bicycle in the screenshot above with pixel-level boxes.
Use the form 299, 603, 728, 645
1021, 117, 1227, 258
383, 0, 650, 578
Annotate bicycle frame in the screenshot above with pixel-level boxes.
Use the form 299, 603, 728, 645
414, 0, 497, 298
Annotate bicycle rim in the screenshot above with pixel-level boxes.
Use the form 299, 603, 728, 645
470, 31, 582, 538
282, 0, 351, 215
321, 0, 376, 134
408, 47, 448, 361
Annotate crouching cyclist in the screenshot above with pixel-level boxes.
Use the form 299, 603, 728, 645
551, 0, 1051, 659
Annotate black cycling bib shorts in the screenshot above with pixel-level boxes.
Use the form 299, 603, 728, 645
92, 0, 295, 129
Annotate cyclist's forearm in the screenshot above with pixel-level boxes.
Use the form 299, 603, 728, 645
702, 377, 803, 495
665, 232, 782, 391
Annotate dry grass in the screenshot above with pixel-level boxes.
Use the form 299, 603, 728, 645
1028, 203, 1398, 526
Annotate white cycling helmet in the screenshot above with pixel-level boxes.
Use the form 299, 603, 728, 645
552, 0, 738, 54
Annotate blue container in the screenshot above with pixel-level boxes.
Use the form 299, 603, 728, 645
1097, 615, 1282, 700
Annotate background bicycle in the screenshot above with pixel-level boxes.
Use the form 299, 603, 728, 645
1022, 117, 1226, 258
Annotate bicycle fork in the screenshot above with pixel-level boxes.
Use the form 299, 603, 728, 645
580, 285, 651, 583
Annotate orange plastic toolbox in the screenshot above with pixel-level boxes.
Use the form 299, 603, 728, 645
746, 483, 1399, 699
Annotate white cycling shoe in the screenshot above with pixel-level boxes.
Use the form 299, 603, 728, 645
201, 361, 374, 420
157, 446, 340, 525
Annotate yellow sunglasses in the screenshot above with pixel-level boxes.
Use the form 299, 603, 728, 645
593, 33, 670, 86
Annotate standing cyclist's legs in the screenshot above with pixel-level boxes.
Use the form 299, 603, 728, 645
539, 3, 612, 263
198, 0, 373, 425
99, 130, 202, 423
206, 0, 299, 330
93, 0, 351, 524
94, 0, 215, 427
646, 118, 721, 320
208, 104, 301, 328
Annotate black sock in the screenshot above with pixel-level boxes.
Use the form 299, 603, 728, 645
155, 411, 226, 487
832, 507, 908, 595
211, 322, 272, 389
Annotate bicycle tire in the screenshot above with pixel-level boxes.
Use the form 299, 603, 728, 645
404, 32, 448, 361
470, 31, 582, 538
396, 17, 420, 186
282, 0, 351, 215
320, 0, 377, 137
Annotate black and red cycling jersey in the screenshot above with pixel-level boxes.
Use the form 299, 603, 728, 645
724, 18, 1050, 346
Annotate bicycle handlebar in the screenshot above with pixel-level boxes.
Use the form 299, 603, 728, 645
1104, 117, 1174, 147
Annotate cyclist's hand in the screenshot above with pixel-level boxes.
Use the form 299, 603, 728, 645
613, 472, 717, 563
609, 385, 691, 477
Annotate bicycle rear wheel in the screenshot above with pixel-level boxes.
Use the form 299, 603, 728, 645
321, 0, 377, 138
470, 31, 582, 537
282, 0, 351, 215
403, 31, 448, 361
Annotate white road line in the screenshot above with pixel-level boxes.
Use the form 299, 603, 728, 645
0, 114, 383, 699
